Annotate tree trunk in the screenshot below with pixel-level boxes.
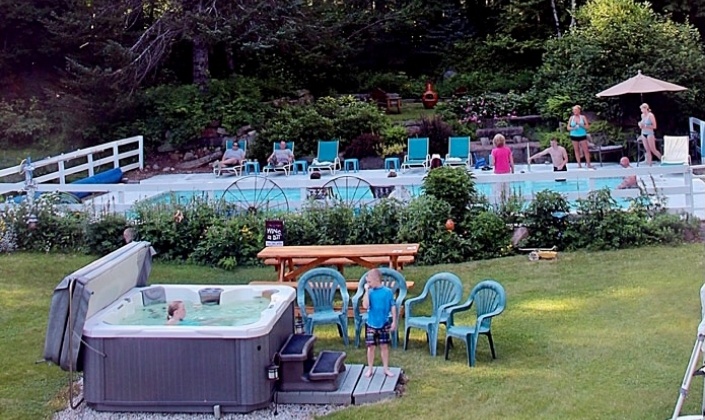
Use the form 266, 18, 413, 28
570, 0, 576, 28
551, 0, 562, 37
192, 34, 209, 90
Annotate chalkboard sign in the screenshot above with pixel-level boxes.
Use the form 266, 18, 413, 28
265, 220, 285, 246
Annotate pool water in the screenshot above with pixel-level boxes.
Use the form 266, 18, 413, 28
113, 297, 270, 327
148, 178, 625, 206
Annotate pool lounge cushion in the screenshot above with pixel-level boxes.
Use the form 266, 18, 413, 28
43, 241, 155, 371
71, 168, 124, 199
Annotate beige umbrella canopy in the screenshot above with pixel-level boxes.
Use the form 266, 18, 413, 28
596, 70, 688, 97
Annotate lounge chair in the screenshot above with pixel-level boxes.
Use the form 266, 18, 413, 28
263, 141, 295, 176
401, 137, 430, 173
661, 136, 691, 165
445, 136, 472, 168
308, 140, 341, 175
214, 139, 247, 177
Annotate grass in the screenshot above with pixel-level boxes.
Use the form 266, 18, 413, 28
387, 102, 437, 123
1, 244, 704, 419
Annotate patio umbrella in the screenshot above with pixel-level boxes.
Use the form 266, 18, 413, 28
596, 70, 688, 99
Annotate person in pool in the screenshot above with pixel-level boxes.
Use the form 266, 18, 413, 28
617, 157, 638, 189
166, 300, 186, 325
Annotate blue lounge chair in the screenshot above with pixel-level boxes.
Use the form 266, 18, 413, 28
444, 279, 506, 366
308, 140, 341, 175
401, 137, 430, 173
445, 137, 472, 168
263, 141, 295, 176
214, 139, 247, 177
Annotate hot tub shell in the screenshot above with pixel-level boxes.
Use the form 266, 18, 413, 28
43, 242, 295, 414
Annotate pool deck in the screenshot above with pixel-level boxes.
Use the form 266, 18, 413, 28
81, 162, 704, 218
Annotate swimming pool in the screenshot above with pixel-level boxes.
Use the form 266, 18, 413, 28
144, 177, 626, 208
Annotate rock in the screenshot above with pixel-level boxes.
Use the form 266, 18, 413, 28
236, 125, 253, 137
175, 151, 222, 170
152, 164, 160, 171
162, 167, 171, 172
183, 152, 196, 161
157, 143, 175, 153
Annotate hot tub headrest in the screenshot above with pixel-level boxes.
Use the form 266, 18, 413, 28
142, 286, 166, 306
199, 287, 224, 305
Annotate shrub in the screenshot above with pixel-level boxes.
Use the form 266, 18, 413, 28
190, 216, 263, 269
521, 190, 571, 249
397, 196, 453, 265
345, 133, 381, 158
422, 166, 477, 220
83, 213, 130, 256
379, 125, 408, 156
465, 211, 513, 260
415, 116, 455, 155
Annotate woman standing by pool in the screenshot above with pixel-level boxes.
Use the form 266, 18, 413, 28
490, 134, 514, 202
567, 105, 593, 169
638, 103, 662, 166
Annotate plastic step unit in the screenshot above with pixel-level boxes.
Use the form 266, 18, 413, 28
279, 334, 317, 392
308, 350, 347, 382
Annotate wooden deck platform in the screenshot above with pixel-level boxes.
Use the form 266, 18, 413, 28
276, 364, 401, 405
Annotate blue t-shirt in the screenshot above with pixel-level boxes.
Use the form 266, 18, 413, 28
366, 286, 395, 329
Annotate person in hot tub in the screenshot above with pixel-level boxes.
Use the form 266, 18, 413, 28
166, 301, 199, 326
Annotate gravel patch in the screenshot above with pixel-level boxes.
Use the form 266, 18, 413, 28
53, 379, 347, 420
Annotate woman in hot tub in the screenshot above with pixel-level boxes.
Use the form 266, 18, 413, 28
166, 301, 199, 326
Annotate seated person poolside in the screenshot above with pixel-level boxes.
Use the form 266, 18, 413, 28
617, 157, 638, 189
268, 141, 295, 166
214, 139, 245, 168
528, 138, 569, 172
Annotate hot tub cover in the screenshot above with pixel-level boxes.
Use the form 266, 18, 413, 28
43, 241, 155, 371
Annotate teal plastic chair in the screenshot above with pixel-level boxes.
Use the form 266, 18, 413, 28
308, 140, 341, 175
445, 136, 472, 168
296, 267, 350, 346
403, 272, 463, 356
401, 137, 430, 173
351, 268, 408, 348
263, 141, 295, 176
444, 279, 506, 366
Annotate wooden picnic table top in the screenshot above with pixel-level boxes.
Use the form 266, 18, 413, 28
256, 243, 420, 259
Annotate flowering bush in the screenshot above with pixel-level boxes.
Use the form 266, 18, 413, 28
437, 91, 529, 129
0, 218, 17, 253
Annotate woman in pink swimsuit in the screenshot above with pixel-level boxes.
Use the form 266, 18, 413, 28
490, 134, 514, 174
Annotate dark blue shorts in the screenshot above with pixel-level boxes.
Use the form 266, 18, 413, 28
365, 322, 391, 346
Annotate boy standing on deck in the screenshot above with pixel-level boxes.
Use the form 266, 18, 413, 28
362, 268, 397, 378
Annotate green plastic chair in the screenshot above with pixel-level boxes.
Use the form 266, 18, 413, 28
401, 137, 430, 173
296, 267, 350, 346
445, 136, 472, 168
403, 272, 463, 356
444, 279, 506, 366
351, 268, 408, 348
263, 141, 295, 176
308, 140, 341, 175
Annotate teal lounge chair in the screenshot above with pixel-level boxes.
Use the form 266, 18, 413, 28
444, 136, 472, 168
214, 139, 247, 177
263, 141, 295, 176
308, 140, 341, 175
401, 137, 430, 173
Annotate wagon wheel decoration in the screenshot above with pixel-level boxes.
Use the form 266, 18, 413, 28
220, 176, 289, 215
321, 175, 376, 208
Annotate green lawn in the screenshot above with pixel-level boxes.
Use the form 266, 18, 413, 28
387, 101, 437, 123
1, 245, 704, 419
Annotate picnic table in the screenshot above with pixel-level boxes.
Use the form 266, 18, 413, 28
256, 243, 420, 282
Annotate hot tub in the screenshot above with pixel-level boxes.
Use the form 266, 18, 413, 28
43, 242, 296, 414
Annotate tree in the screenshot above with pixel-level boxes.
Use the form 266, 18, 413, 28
532, 0, 705, 127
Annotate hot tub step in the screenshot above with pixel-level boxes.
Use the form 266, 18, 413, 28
309, 350, 346, 381
279, 334, 316, 362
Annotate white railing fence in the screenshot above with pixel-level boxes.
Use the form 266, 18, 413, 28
0, 135, 143, 190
